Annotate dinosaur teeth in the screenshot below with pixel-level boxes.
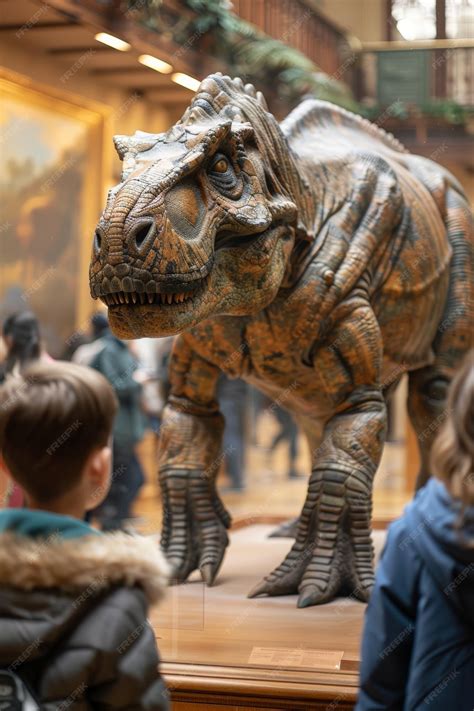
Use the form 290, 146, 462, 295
100, 282, 209, 306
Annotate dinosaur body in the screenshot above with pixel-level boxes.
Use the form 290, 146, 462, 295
90, 74, 473, 607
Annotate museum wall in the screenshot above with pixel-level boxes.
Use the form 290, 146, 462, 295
0, 35, 172, 182
316, 0, 386, 42
0, 36, 173, 350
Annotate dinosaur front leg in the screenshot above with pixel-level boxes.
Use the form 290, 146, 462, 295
250, 307, 386, 607
158, 336, 230, 585
159, 405, 231, 584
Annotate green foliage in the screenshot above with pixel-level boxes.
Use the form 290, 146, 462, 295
361, 99, 473, 126
126, 1, 473, 126
125, 0, 355, 110
421, 100, 473, 125
361, 100, 409, 122
278, 67, 358, 111
185, 0, 237, 33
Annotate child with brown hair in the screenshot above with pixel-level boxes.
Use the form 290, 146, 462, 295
356, 352, 474, 710
0, 362, 169, 709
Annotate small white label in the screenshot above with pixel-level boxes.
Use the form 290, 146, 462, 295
248, 646, 344, 670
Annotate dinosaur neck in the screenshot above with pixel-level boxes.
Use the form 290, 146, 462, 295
286, 148, 325, 243
278, 144, 330, 288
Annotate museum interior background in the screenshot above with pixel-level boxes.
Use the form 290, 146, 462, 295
0, 1, 473, 708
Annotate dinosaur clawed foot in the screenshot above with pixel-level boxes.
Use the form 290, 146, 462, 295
249, 519, 375, 608
268, 517, 299, 538
161, 469, 231, 586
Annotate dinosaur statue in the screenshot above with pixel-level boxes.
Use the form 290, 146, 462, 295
89, 74, 473, 607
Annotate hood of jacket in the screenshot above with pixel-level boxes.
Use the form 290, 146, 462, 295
0, 509, 169, 603
404, 478, 474, 627
0, 509, 169, 666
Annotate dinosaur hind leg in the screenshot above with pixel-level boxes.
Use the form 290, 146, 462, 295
407, 188, 473, 490
268, 415, 323, 539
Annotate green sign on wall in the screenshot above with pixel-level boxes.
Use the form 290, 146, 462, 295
377, 50, 431, 106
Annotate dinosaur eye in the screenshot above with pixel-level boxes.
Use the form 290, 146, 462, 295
213, 158, 229, 173
208, 154, 243, 199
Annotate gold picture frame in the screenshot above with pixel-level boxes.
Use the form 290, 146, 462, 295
0, 67, 111, 356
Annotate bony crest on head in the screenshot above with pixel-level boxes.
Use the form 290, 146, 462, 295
113, 131, 163, 181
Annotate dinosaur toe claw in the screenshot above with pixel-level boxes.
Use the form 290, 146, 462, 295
200, 563, 217, 586
247, 578, 272, 598
297, 585, 327, 608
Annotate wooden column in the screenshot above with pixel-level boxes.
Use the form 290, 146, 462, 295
436, 0, 447, 38
435, 0, 447, 97
385, 0, 393, 41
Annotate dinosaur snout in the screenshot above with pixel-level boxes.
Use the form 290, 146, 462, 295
93, 215, 158, 264
89, 204, 215, 304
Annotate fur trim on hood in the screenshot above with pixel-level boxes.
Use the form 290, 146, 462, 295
0, 531, 170, 605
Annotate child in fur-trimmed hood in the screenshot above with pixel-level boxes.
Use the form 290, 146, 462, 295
0, 362, 170, 710
356, 353, 474, 711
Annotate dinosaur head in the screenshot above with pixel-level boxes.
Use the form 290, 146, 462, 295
89, 74, 303, 338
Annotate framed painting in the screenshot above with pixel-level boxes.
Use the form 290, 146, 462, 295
0, 68, 110, 357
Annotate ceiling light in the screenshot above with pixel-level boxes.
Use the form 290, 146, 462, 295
171, 72, 200, 92
138, 54, 173, 74
94, 32, 131, 52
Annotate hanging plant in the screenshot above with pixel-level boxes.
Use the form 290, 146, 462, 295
361, 99, 473, 126
124, 0, 356, 110
184, 0, 236, 33
421, 100, 473, 125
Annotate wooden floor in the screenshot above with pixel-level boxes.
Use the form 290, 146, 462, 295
151, 524, 386, 709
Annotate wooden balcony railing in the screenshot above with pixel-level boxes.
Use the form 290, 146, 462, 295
231, 0, 351, 77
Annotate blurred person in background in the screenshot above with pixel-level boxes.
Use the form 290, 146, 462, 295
269, 405, 302, 479
0, 311, 49, 382
0, 311, 50, 507
88, 317, 147, 531
129, 336, 174, 436
217, 374, 248, 491
71, 311, 109, 366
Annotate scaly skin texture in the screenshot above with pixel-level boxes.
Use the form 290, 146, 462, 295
90, 74, 473, 607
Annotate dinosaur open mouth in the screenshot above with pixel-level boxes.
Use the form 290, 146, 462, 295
99, 275, 210, 308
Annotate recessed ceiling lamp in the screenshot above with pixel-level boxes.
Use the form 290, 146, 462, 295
94, 32, 131, 52
171, 72, 200, 92
138, 54, 173, 74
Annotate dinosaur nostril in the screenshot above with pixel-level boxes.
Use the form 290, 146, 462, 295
132, 220, 155, 250
94, 230, 102, 253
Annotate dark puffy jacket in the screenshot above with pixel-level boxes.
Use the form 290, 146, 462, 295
356, 478, 474, 711
0, 509, 170, 710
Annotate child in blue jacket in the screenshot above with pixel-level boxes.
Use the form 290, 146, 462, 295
357, 353, 474, 710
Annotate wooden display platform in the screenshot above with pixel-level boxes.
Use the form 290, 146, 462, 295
152, 524, 386, 710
